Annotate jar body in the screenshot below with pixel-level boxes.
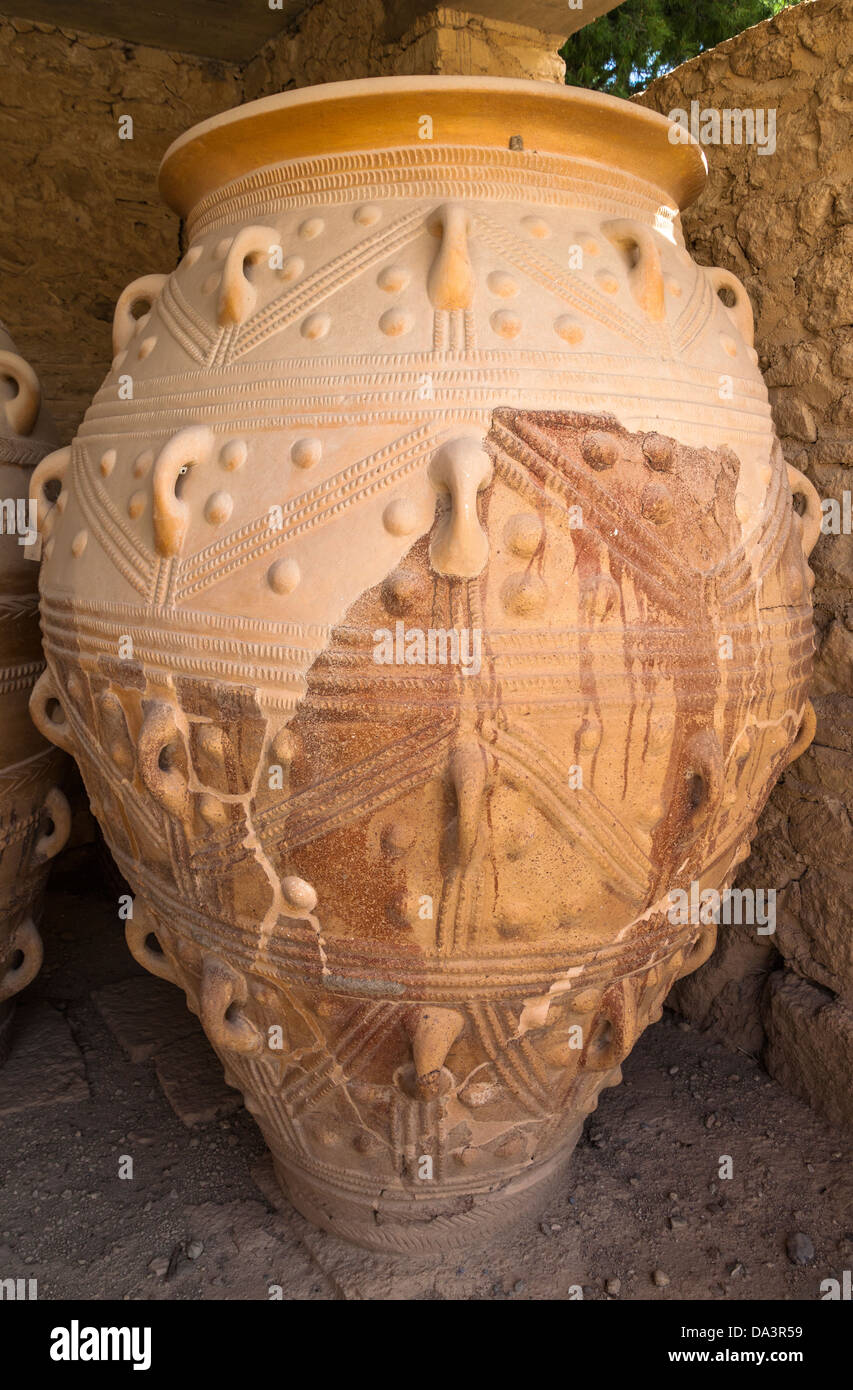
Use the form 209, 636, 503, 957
0, 327, 69, 1062
32, 82, 815, 1248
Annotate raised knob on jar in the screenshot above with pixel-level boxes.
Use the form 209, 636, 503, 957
428, 436, 492, 579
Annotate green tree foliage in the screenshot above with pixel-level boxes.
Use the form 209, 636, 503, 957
561, 0, 798, 97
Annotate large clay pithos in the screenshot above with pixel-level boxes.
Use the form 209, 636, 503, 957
30, 79, 817, 1249
0, 325, 71, 1063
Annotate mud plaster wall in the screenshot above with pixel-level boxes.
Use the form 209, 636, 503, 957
0, 17, 244, 438
639, 0, 853, 1128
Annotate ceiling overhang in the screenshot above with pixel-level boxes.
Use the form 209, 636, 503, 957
3, 0, 626, 63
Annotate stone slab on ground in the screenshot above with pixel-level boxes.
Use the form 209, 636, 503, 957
0, 1001, 89, 1115
92, 975, 198, 1063
154, 1032, 243, 1128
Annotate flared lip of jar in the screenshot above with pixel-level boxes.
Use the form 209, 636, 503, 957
159, 75, 707, 221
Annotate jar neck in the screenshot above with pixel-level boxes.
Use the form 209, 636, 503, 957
185, 144, 683, 246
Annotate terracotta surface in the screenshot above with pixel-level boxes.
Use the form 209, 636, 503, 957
0, 326, 70, 1063
30, 78, 817, 1249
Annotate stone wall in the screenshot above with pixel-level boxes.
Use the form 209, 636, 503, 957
242, 3, 564, 99
639, 0, 853, 1128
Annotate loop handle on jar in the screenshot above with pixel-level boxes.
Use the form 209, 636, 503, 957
584, 980, 637, 1073
706, 266, 755, 347
29, 668, 75, 755
218, 227, 280, 327
0, 917, 43, 1003
0, 350, 41, 436
787, 464, 822, 559
137, 700, 189, 816
33, 786, 72, 864
152, 426, 214, 557
602, 219, 665, 322
787, 699, 817, 764
677, 729, 724, 845
112, 275, 167, 356
29, 447, 70, 537
676, 921, 719, 980
125, 908, 181, 988
200, 955, 262, 1055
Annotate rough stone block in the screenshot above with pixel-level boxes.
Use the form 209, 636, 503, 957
775, 869, 853, 1003
762, 971, 853, 1130
787, 794, 853, 875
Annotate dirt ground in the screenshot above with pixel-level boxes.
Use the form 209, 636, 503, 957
1, 854, 850, 1301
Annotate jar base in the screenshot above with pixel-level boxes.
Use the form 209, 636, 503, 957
273, 1131, 581, 1255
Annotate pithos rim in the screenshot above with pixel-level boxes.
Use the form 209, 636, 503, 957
159, 76, 706, 221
